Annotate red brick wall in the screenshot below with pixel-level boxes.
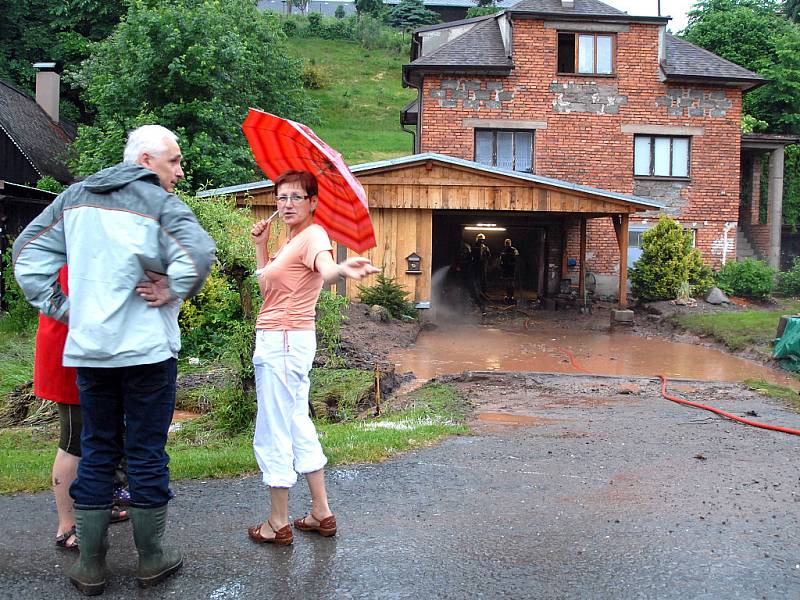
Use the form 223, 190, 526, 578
419, 20, 743, 276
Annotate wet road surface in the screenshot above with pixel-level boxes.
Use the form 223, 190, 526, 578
2, 374, 799, 599
391, 324, 799, 389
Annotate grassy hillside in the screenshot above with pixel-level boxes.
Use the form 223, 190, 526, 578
285, 37, 417, 165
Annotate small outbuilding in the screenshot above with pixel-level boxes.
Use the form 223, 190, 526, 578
199, 153, 663, 309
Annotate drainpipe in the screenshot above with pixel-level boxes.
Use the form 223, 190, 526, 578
721, 221, 736, 266
402, 66, 422, 154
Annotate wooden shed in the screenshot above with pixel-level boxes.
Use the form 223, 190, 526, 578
198, 153, 663, 309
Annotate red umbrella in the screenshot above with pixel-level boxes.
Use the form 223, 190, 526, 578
242, 108, 376, 253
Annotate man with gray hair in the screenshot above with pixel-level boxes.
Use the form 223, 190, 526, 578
13, 125, 216, 595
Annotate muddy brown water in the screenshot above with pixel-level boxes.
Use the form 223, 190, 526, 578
390, 324, 799, 389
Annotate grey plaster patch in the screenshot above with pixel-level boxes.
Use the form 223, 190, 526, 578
484, 100, 501, 109
498, 91, 514, 101
465, 80, 481, 90
464, 99, 480, 109
439, 99, 457, 108
430, 89, 446, 98
475, 90, 492, 100
633, 179, 689, 216
486, 82, 503, 91
550, 81, 627, 115
660, 88, 732, 118
441, 80, 459, 90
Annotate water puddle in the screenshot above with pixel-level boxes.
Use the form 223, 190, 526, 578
390, 324, 799, 389
476, 412, 557, 425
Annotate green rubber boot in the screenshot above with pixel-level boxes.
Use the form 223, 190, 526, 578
129, 505, 183, 588
67, 509, 111, 596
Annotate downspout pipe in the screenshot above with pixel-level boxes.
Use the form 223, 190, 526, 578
402, 66, 422, 154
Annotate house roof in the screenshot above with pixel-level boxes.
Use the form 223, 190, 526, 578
662, 35, 766, 88
0, 80, 74, 183
406, 9, 764, 88
198, 152, 665, 211
509, 0, 626, 17
385, 0, 517, 6
408, 17, 513, 72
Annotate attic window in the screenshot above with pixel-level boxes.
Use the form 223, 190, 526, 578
557, 32, 614, 75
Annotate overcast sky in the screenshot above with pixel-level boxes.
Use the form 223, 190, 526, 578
603, 0, 698, 34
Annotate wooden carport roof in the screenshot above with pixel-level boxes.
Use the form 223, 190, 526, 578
200, 152, 663, 214
200, 153, 665, 307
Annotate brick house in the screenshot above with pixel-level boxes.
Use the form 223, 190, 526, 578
400, 0, 793, 297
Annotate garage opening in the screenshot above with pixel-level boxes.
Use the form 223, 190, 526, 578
431, 210, 554, 312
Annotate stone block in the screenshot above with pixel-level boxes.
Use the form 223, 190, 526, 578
475, 90, 492, 100
429, 89, 446, 98
611, 309, 634, 323
667, 88, 682, 99
719, 99, 732, 109
439, 99, 457, 108
452, 90, 468, 99
710, 109, 727, 118
709, 91, 727, 100
484, 100, 501, 109
486, 82, 503, 91
688, 107, 705, 117
668, 107, 684, 117
655, 96, 671, 106
689, 90, 703, 99
678, 97, 693, 107
498, 91, 514, 101
441, 79, 459, 89
465, 80, 481, 90
464, 99, 480, 109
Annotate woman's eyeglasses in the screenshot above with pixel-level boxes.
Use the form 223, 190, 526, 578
276, 194, 309, 205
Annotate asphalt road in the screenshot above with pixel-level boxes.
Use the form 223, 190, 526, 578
2, 374, 799, 599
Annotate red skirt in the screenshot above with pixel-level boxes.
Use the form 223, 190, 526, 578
32, 267, 79, 405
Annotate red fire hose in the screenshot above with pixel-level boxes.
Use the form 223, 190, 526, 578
657, 374, 800, 437
555, 344, 800, 436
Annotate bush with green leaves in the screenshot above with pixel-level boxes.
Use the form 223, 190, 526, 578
630, 215, 712, 301
334, 5, 346, 18
1, 245, 37, 331
466, 6, 503, 18
715, 258, 775, 300
358, 274, 417, 319
316, 290, 349, 366
779, 257, 800, 296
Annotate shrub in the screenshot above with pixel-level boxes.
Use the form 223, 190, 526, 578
715, 258, 775, 300
358, 274, 417, 319
307, 12, 322, 30
281, 17, 299, 36
302, 60, 325, 89
316, 290, 349, 366
630, 215, 710, 302
385, 0, 439, 30
779, 257, 800, 296
466, 6, 502, 18
1, 244, 37, 331
334, 5, 346, 18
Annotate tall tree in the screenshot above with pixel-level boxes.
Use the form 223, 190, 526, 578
0, 0, 126, 121
785, 0, 800, 21
683, 0, 800, 133
69, 0, 316, 190
385, 0, 439, 30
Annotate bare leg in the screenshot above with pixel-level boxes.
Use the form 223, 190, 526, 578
303, 468, 333, 524
53, 448, 79, 540
258, 486, 289, 539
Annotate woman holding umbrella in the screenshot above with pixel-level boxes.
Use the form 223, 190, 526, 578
247, 169, 379, 545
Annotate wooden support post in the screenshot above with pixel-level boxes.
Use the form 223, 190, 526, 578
615, 214, 629, 308
578, 217, 587, 299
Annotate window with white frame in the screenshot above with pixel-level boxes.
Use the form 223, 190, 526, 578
634, 135, 690, 178
474, 129, 533, 172
557, 32, 614, 75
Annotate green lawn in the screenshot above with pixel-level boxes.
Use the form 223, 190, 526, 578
285, 37, 416, 164
0, 382, 468, 494
671, 299, 800, 352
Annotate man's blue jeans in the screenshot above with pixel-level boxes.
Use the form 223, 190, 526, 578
70, 358, 177, 509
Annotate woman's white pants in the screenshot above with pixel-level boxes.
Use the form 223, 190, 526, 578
252, 329, 327, 487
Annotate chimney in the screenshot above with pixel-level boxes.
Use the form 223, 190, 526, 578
33, 62, 60, 123
561, 0, 575, 7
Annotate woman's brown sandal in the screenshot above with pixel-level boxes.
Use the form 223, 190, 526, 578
247, 519, 293, 546
293, 514, 337, 537
55, 526, 78, 549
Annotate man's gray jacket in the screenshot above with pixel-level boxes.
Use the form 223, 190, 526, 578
12, 163, 216, 367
